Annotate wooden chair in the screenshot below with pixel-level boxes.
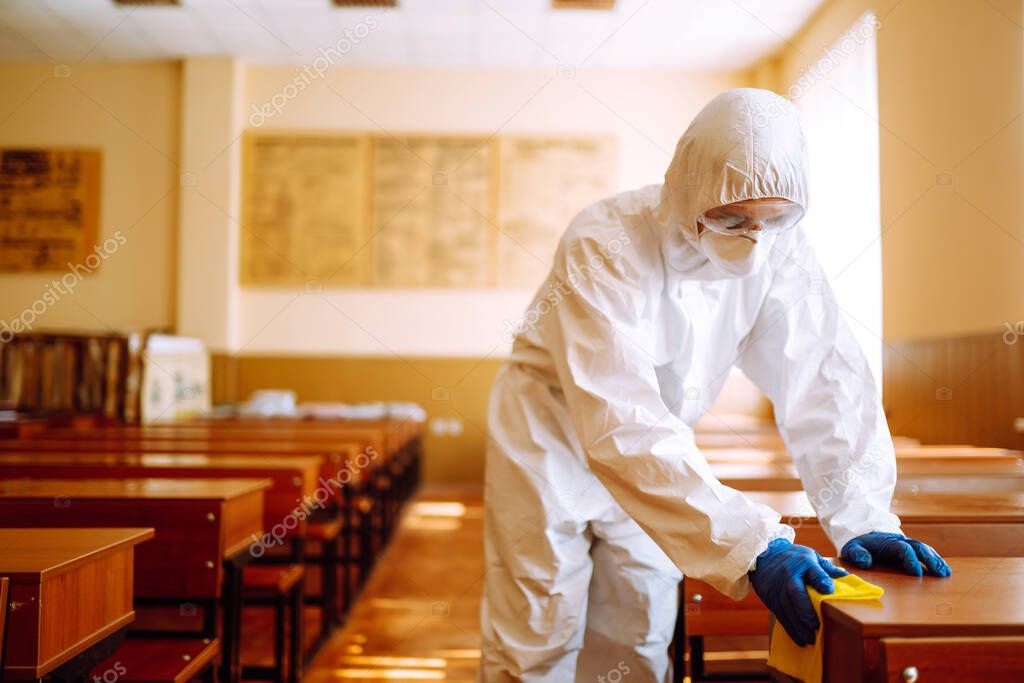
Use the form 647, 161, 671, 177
305, 518, 342, 632
880, 636, 1024, 682
88, 638, 221, 683
242, 565, 305, 683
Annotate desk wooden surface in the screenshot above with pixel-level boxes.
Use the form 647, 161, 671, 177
0, 477, 270, 500
0, 452, 321, 535
191, 415, 422, 440
0, 437, 367, 479
711, 460, 1024, 492
826, 557, 1024, 634
682, 494, 1024, 644
822, 557, 1024, 683
63, 424, 400, 465
30, 418, 419, 458
701, 446, 1022, 464
744, 490, 1024, 524
0, 528, 154, 680
0, 478, 268, 598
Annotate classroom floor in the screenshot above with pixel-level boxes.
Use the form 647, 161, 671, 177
243, 484, 485, 683
240, 484, 767, 683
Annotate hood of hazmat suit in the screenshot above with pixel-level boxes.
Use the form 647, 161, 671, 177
480, 88, 903, 682
656, 88, 808, 279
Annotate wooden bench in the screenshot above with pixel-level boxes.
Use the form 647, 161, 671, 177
89, 638, 221, 683
242, 565, 305, 683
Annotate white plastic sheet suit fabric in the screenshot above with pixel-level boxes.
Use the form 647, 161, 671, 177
479, 88, 904, 682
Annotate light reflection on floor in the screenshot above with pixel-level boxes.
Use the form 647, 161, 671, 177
304, 485, 484, 683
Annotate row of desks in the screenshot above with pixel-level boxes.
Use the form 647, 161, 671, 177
661, 429, 1024, 682
0, 478, 269, 682
0, 414, 424, 683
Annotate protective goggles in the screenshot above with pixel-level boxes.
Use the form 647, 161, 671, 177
698, 199, 804, 237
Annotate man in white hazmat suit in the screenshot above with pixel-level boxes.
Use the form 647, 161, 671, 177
479, 89, 950, 682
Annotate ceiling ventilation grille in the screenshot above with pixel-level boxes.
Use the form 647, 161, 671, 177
553, 0, 616, 9
331, 0, 398, 7
112, 0, 180, 6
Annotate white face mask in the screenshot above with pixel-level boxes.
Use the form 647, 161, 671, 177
699, 230, 776, 278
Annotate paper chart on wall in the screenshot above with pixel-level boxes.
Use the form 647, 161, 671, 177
370, 136, 495, 287
241, 134, 369, 286
497, 136, 617, 288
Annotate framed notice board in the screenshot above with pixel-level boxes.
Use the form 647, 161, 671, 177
238, 131, 618, 289
0, 148, 102, 272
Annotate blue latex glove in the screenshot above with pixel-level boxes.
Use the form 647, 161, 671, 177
748, 538, 848, 647
841, 532, 952, 577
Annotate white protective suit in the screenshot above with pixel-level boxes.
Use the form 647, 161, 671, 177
479, 88, 903, 682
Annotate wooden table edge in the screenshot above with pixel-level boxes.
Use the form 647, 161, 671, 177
3, 611, 135, 680
0, 527, 154, 582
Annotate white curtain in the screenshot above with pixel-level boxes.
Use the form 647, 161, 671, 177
789, 11, 884, 387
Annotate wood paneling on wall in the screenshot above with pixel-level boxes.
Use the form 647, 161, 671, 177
883, 330, 1024, 449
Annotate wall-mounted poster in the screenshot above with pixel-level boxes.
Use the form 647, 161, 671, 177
237, 132, 616, 289
370, 135, 496, 287
496, 136, 617, 288
0, 148, 101, 272
241, 133, 370, 286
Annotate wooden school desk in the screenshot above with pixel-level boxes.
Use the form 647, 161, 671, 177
0, 451, 342, 641
0, 452, 321, 538
0, 478, 269, 683
806, 557, 1024, 683
31, 415, 424, 487
0, 433, 403, 552
0, 527, 154, 680
7, 418, 422, 489
679, 491, 1024, 682
31, 418, 423, 504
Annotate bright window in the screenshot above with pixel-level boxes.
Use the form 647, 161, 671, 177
789, 11, 883, 386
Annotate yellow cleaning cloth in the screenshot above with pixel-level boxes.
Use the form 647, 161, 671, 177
766, 573, 884, 683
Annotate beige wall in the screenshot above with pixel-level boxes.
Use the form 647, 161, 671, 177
752, 0, 1023, 341
0, 59, 745, 481
224, 66, 741, 357
0, 61, 181, 334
